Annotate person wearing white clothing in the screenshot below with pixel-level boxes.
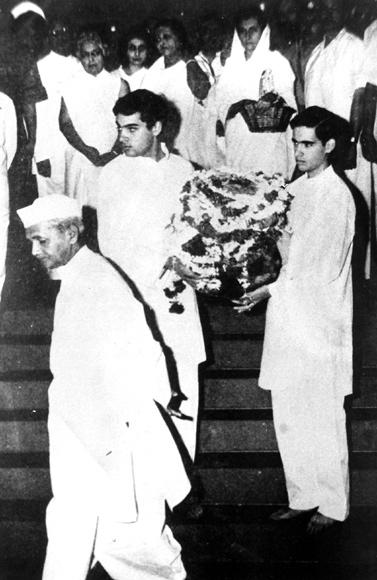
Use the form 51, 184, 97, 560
17, 194, 190, 580
60, 31, 129, 207
183, 15, 225, 168
97, 90, 206, 461
216, 7, 297, 178
304, 0, 369, 271
235, 107, 355, 533
111, 29, 149, 92
0, 92, 16, 170
0, 92, 16, 302
142, 19, 196, 160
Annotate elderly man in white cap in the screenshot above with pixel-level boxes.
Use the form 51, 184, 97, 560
17, 194, 190, 580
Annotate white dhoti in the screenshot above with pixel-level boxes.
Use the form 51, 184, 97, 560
43, 412, 187, 580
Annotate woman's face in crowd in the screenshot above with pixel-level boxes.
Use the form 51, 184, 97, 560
155, 26, 181, 60
79, 40, 104, 76
237, 17, 263, 59
127, 37, 147, 68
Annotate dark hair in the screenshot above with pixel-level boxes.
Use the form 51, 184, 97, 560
154, 18, 188, 51
235, 6, 267, 33
290, 106, 355, 168
196, 14, 224, 55
12, 11, 47, 39
113, 89, 169, 129
119, 27, 152, 67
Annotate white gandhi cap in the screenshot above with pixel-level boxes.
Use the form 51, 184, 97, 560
17, 195, 81, 229
11, 2, 46, 19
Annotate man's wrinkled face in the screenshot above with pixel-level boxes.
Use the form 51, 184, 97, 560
79, 40, 104, 76
116, 112, 158, 157
26, 222, 73, 270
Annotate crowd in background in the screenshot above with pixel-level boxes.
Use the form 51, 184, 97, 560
1, 0, 377, 301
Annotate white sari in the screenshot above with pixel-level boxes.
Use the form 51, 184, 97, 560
216, 26, 296, 178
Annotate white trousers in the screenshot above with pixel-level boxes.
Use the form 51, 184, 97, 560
43, 414, 186, 580
271, 384, 349, 521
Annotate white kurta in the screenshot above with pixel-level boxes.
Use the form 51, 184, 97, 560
183, 53, 223, 169
43, 246, 190, 580
111, 65, 147, 91
216, 27, 296, 178
0, 111, 9, 301
33, 51, 77, 197
96, 152, 206, 459
142, 58, 195, 161
305, 29, 366, 121
305, 28, 369, 274
63, 68, 121, 207
0, 92, 16, 169
259, 166, 354, 521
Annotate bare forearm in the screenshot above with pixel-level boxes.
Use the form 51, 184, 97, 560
23, 102, 36, 152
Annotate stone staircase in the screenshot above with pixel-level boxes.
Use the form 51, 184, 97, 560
1, 293, 377, 576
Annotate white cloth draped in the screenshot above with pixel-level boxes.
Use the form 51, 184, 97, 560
183, 53, 224, 169
305, 29, 370, 275
111, 66, 147, 91
63, 68, 121, 206
305, 29, 366, 121
0, 111, 9, 300
142, 57, 195, 160
216, 26, 296, 177
0, 92, 16, 169
259, 166, 354, 521
43, 246, 190, 580
96, 151, 206, 458
33, 51, 77, 197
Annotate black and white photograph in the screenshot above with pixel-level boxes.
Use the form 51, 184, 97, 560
0, 0, 376, 578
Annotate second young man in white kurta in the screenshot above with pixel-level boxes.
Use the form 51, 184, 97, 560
96, 90, 206, 460
235, 106, 355, 533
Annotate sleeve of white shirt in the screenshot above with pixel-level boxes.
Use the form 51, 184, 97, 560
0, 93, 17, 168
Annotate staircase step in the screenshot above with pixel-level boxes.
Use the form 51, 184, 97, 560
0, 467, 50, 499
0, 309, 53, 335
210, 337, 263, 368
199, 418, 377, 452
0, 345, 50, 373
199, 298, 266, 334
197, 464, 377, 506
0, 421, 48, 453
0, 521, 46, 564
0, 381, 49, 410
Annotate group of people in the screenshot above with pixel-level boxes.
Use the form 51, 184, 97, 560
0, 0, 376, 579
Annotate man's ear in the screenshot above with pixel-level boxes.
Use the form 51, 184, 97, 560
152, 120, 162, 137
325, 138, 336, 155
67, 224, 79, 245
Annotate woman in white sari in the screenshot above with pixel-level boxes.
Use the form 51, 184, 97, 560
142, 19, 195, 159
111, 29, 150, 92
217, 7, 297, 178
60, 31, 128, 207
